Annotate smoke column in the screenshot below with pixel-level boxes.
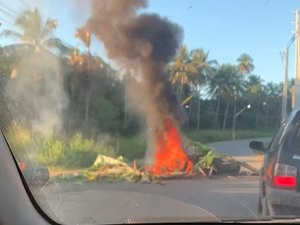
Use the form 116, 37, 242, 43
5, 50, 68, 136
85, 0, 184, 162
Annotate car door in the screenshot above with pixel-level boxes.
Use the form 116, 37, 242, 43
278, 119, 300, 192
263, 123, 286, 187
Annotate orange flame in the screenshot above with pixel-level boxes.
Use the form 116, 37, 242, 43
149, 118, 193, 176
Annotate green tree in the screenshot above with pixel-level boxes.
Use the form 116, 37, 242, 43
208, 64, 241, 130
1, 8, 65, 53
189, 48, 217, 129
237, 53, 254, 76
75, 28, 93, 133
0, 8, 67, 80
169, 45, 197, 101
245, 75, 264, 129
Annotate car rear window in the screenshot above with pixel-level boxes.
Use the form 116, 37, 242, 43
282, 121, 300, 152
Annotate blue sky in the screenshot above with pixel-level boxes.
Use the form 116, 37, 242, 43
2, 0, 300, 83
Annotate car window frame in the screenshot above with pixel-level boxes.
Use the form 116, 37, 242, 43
0, 130, 59, 225
268, 122, 286, 153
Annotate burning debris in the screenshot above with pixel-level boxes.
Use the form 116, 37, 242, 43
148, 118, 193, 175
84, 0, 192, 175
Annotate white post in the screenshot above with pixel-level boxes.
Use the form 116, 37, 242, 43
281, 48, 289, 122
294, 10, 300, 109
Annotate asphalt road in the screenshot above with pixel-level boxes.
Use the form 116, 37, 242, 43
33, 138, 272, 224
35, 177, 260, 224
208, 137, 272, 157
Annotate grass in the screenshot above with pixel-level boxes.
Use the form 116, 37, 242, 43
184, 129, 275, 144
117, 135, 147, 161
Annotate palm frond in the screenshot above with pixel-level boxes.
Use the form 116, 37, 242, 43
0, 29, 22, 39
41, 19, 57, 39
43, 38, 68, 52
76, 28, 91, 48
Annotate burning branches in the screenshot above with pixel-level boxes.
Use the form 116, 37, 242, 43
148, 118, 193, 175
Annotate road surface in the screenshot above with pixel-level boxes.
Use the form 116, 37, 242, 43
208, 137, 272, 170
208, 137, 272, 156
33, 138, 272, 224
37, 177, 259, 224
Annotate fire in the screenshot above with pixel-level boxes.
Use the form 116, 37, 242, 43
149, 118, 193, 176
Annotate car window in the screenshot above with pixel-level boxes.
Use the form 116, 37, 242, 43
282, 120, 300, 151
1, 0, 300, 224
268, 123, 286, 152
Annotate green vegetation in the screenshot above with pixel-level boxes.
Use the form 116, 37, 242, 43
117, 135, 146, 161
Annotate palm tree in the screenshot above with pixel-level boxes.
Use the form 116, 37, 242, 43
169, 45, 197, 101
1, 8, 65, 53
237, 53, 254, 75
75, 27, 93, 133
0, 8, 65, 78
246, 75, 264, 129
265, 82, 282, 127
189, 48, 217, 129
208, 64, 240, 130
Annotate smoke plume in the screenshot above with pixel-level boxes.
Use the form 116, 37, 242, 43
85, 0, 184, 161
5, 49, 68, 136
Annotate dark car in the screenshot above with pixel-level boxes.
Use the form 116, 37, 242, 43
250, 109, 300, 216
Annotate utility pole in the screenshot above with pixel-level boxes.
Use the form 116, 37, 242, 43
281, 48, 289, 122
293, 9, 300, 109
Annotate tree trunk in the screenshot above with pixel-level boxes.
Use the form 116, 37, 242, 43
84, 87, 92, 134
255, 101, 259, 130
84, 50, 92, 135
216, 98, 220, 129
197, 93, 201, 130
123, 92, 128, 124
232, 98, 237, 140
187, 102, 191, 128
222, 101, 229, 131
177, 85, 183, 103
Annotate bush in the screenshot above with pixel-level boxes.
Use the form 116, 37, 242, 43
6, 123, 31, 160
94, 133, 118, 157
63, 150, 97, 168
38, 138, 64, 166
68, 133, 94, 152
118, 135, 146, 161
61, 133, 96, 168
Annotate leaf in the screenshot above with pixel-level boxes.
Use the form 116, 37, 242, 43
76, 28, 91, 48
0, 30, 22, 39
44, 38, 68, 52
41, 19, 57, 38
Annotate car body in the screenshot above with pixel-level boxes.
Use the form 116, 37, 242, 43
250, 109, 300, 216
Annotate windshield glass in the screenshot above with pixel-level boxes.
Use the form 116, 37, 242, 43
1, 0, 300, 224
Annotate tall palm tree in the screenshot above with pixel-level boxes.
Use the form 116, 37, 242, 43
246, 75, 263, 129
0, 8, 65, 78
75, 27, 93, 133
237, 53, 254, 76
208, 64, 240, 130
189, 48, 217, 129
169, 45, 197, 100
1, 8, 64, 53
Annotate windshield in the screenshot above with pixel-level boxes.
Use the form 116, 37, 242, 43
1, 0, 300, 224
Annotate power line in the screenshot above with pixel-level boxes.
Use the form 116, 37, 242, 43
0, 7, 16, 19
0, 2, 18, 17
0, 15, 14, 27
